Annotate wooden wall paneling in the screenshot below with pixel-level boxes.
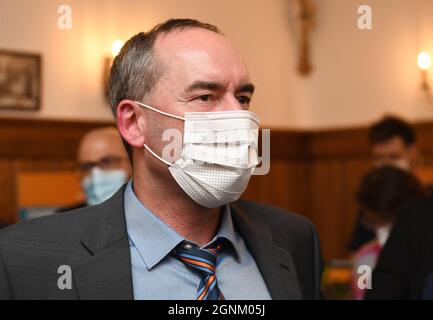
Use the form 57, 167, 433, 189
268, 129, 310, 159
309, 128, 370, 158
16, 159, 78, 172
0, 160, 18, 224
17, 170, 84, 207
243, 129, 311, 221
0, 118, 114, 158
414, 122, 433, 154
309, 159, 346, 261
340, 158, 371, 253
276, 161, 310, 217
243, 160, 310, 218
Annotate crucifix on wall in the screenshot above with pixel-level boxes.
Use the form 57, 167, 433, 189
291, 0, 316, 76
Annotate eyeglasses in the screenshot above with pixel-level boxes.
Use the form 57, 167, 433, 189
78, 155, 127, 175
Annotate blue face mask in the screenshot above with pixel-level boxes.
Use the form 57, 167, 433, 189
82, 168, 127, 205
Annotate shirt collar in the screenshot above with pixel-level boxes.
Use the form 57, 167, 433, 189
124, 180, 242, 270
124, 181, 184, 270
208, 204, 242, 263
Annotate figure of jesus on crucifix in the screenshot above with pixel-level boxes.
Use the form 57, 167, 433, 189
291, 0, 316, 76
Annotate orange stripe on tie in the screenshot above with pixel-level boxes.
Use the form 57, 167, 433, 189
179, 257, 216, 272
198, 275, 215, 300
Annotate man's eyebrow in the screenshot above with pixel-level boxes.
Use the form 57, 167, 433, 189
186, 81, 223, 92
185, 81, 255, 94
238, 83, 255, 94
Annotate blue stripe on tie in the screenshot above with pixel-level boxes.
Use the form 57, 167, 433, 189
203, 277, 217, 300
197, 278, 207, 297
197, 274, 211, 297
206, 284, 220, 300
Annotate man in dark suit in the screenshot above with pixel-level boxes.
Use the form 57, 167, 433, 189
365, 194, 433, 299
0, 18, 323, 300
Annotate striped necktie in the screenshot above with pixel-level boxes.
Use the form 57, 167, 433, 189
174, 240, 225, 300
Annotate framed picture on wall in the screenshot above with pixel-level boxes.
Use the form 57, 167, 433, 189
0, 50, 41, 111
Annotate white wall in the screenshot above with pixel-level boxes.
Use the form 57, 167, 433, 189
0, 0, 433, 129
306, 0, 433, 129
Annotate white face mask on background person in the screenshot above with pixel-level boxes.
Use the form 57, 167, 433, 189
389, 159, 411, 171
134, 101, 260, 208
374, 158, 411, 171
82, 167, 128, 205
375, 224, 392, 247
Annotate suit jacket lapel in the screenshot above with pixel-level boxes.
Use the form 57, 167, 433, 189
73, 185, 134, 300
230, 203, 303, 300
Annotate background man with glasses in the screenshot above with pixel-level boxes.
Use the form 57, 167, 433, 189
58, 126, 131, 212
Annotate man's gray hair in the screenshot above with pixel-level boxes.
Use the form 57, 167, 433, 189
108, 19, 221, 161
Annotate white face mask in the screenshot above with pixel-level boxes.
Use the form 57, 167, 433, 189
82, 168, 127, 206
375, 224, 391, 247
390, 159, 411, 171
135, 101, 260, 208
374, 159, 411, 171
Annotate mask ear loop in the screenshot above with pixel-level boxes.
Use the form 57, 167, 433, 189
134, 101, 185, 121
134, 101, 185, 166
143, 144, 174, 166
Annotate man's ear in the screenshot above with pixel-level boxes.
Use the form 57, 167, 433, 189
116, 100, 146, 148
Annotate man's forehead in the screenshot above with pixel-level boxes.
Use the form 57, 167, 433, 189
79, 130, 124, 159
153, 28, 250, 88
155, 27, 231, 51
154, 28, 246, 70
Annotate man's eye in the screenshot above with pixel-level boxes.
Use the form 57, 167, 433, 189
237, 95, 251, 105
197, 94, 213, 102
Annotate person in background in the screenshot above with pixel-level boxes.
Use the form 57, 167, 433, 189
369, 116, 418, 170
349, 116, 419, 252
57, 126, 131, 212
365, 191, 433, 299
351, 166, 426, 299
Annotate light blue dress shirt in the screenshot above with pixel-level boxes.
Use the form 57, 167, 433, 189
124, 181, 271, 300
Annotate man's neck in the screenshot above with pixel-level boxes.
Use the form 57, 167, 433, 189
132, 170, 222, 247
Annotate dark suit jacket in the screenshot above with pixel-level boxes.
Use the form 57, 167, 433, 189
56, 202, 86, 213
349, 209, 375, 252
422, 271, 433, 299
365, 194, 433, 300
0, 185, 323, 300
